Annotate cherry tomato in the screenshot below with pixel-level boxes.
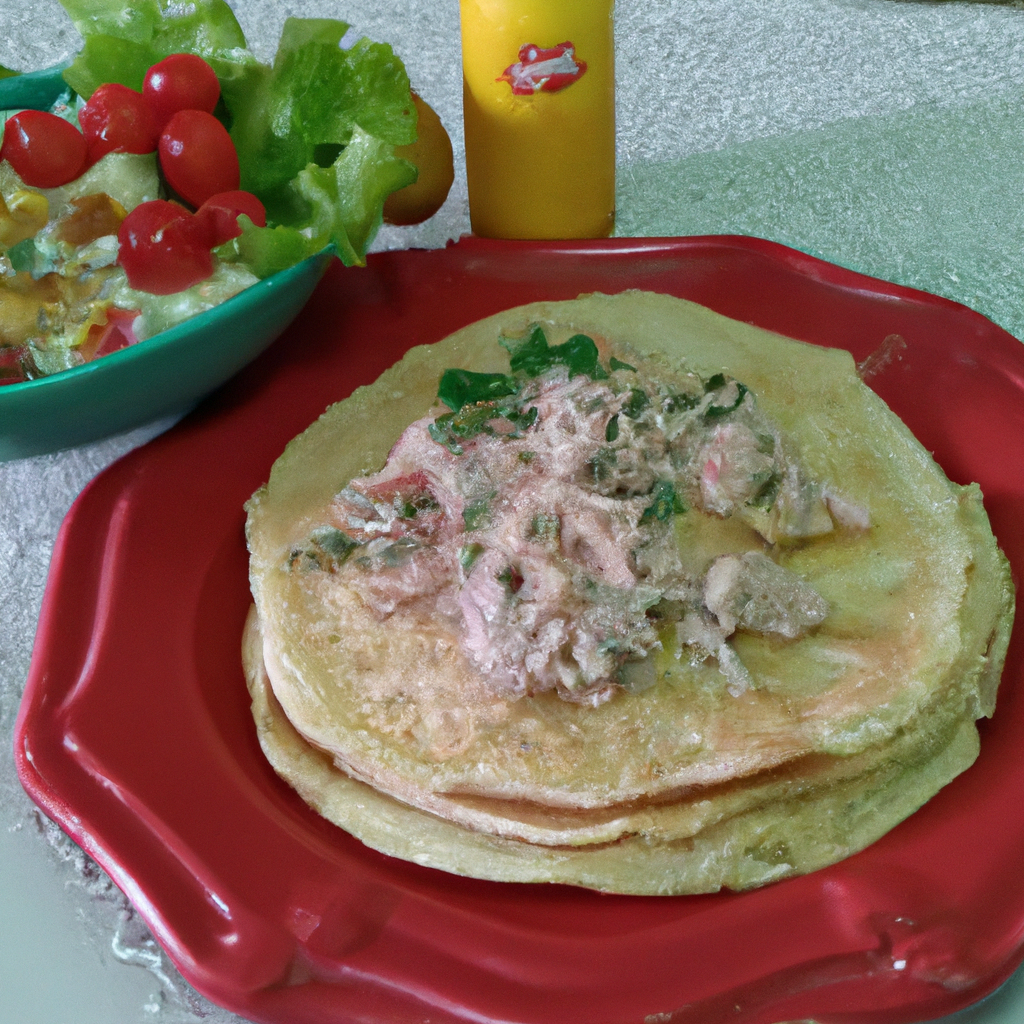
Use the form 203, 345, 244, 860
143, 53, 221, 127
78, 83, 161, 163
117, 199, 213, 294
159, 109, 239, 208
194, 190, 267, 247
0, 110, 88, 188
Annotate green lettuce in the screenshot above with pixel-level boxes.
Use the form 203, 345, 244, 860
60, 0, 252, 96
57, 0, 418, 268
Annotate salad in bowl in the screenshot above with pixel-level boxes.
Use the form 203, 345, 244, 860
0, 0, 448, 456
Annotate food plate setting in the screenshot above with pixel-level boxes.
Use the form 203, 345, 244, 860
15, 235, 1024, 1024
6, 1, 1024, 1024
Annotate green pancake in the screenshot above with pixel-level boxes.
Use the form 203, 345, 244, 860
243, 290, 1013, 894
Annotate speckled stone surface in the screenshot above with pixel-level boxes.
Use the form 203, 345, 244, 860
3, 2, 1024, 1021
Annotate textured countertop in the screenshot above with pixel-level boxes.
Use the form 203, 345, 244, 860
3, 1, 1024, 1021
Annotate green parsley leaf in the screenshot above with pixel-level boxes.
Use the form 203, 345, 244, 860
748, 471, 783, 509
621, 388, 649, 419
463, 495, 495, 531
499, 325, 607, 380
640, 480, 688, 523
437, 368, 518, 412
704, 377, 749, 420
459, 543, 485, 572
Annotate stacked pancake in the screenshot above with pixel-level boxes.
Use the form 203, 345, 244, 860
243, 291, 1012, 894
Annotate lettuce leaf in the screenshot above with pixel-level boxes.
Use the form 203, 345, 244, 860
217, 127, 416, 274
293, 126, 416, 264
60, 0, 252, 96
224, 18, 416, 201
56, 2, 421, 269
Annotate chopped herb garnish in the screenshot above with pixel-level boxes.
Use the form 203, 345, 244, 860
529, 512, 561, 542
640, 480, 688, 523
662, 391, 701, 414
512, 405, 540, 432
437, 368, 518, 412
748, 471, 783, 509
621, 387, 649, 419
459, 543, 485, 572
310, 526, 360, 563
463, 494, 495, 531
398, 493, 439, 518
499, 325, 608, 380
290, 526, 360, 572
588, 446, 618, 483
428, 398, 537, 454
609, 356, 636, 372
605, 413, 620, 442
500, 325, 556, 376
518, 450, 537, 463
560, 334, 609, 379
704, 377, 749, 420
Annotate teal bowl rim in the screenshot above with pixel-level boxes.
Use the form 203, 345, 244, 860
0, 243, 337, 400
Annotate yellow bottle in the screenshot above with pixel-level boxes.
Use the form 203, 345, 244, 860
460, 0, 615, 239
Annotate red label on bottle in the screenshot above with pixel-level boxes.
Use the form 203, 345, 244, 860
498, 42, 587, 95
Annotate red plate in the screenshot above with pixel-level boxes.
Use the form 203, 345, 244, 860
16, 236, 1024, 1024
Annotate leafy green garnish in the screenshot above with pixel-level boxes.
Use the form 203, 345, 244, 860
605, 413, 620, 443
609, 356, 636, 372
437, 369, 518, 412
640, 480, 688, 523
463, 495, 495, 531
662, 391, 701, 414
620, 388, 649, 419
529, 513, 561, 542
429, 402, 538, 454
588, 446, 618, 483
499, 325, 609, 380
290, 525, 359, 570
459, 543, 485, 572
748, 471, 783, 510
399, 494, 439, 518
703, 375, 749, 420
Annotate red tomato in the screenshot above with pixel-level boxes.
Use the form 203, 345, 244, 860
159, 109, 239, 208
143, 53, 221, 126
194, 189, 267, 246
117, 199, 214, 294
78, 83, 161, 163
0, 110, 88, 188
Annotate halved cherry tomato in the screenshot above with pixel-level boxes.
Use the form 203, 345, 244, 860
159, 110, 239, 208
78, 307, 139, 362
78, 83, 161, 163
0, 110, 88, 188
194, 190, 266, 247
117, 199, 213, 295
143, 53, 221, 127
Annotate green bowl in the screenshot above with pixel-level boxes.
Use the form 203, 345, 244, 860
0, 66, 334, 461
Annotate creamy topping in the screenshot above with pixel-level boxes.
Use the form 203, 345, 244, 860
290, 326, 866, 704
